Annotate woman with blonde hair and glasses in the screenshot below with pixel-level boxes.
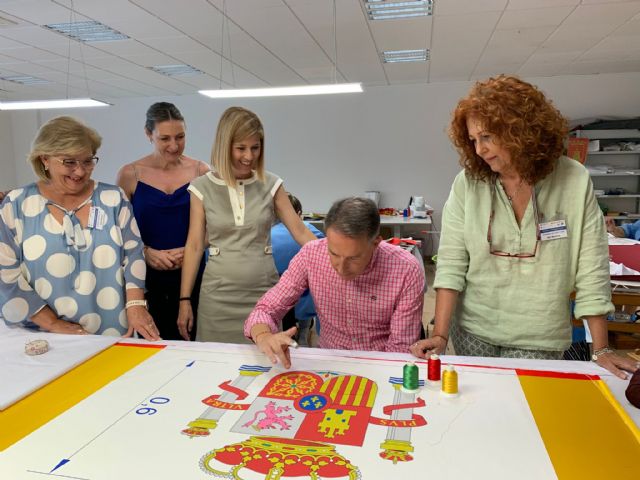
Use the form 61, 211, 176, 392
0, 116, 159, 340
178, 107, 316, 343
410, 75, 636, 379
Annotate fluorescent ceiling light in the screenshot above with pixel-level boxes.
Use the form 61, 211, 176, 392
1, 75, 51, 85
149, 64, 204, 77
44, 20, 129, 42
382, 49, 429, 63
199, 83, 363, 99
0, 98, 110, 110
365, 0, 432, 20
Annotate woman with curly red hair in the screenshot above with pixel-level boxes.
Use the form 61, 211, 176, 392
411, 75, 637, 379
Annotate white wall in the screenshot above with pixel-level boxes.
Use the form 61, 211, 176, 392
0, 114, 16, 192
3, 71, 640, 252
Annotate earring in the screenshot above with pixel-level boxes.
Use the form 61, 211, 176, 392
44, 165, 48, 171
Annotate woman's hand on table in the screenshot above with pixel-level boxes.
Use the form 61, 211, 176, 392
595, 351, 639, 380
255, 327, 298, 369
409, 336, 447, 359
125, 306, 161, 341
31, 307, 87, 335
46, 318, 88, 335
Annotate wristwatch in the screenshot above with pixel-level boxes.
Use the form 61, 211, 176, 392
125, 299, 148, 310
591, 346, 614, 362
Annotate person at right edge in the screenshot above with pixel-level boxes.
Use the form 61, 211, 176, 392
410, 75, 637, 379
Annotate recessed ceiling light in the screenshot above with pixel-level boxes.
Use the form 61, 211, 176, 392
381, 49, 429, 63
364, 1, 433, 20
44, 20, 129, 42
149, 64, 204, 77
0, 75, 51, 85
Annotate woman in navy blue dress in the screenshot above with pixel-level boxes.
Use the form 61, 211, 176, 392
118, 103, 209, 340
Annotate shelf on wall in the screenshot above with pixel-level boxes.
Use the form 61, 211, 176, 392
588, 151, 640, 156
597, 194, 640, 198
573, 129, 640, 140
590, 169, 640, 176
608, 215, 640, 220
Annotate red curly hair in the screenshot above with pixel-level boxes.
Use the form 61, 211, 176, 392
449, 75, 569, 184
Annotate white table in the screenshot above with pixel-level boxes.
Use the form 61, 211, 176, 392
309, 215, 432, 238
380, 215, 432, 238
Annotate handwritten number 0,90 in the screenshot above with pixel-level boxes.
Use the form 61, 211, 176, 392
135, 397, 170, 415
136, 407, 157, 415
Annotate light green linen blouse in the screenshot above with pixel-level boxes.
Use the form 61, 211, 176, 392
434, 156, 613, 351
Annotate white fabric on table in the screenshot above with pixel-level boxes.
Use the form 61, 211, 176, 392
0, 327, 118, 410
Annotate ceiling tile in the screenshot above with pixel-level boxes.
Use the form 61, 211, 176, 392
383, 61, 428, 83
429, 11, 502, 81
563, 2, 640, 26
0, 0, 87, 25
497, 6, 574, 29
287, 0, 386, 85
507, 0, 579, 9
0, 0, 633, 99
223, 1, 329, 77
435, 0, 507, 16
517, 62, 565, 76
489, 27, 556, 47
471, 62, 522, 78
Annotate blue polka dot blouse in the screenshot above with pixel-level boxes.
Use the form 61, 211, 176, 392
0, 182, 146, 335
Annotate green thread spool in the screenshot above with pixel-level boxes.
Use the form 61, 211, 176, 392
402, 362, 419, 393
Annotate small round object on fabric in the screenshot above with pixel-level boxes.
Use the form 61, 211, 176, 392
25, 339, 49, 356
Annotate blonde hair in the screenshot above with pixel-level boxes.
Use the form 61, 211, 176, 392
28, 116, 102, 181
211, 107, 264, 187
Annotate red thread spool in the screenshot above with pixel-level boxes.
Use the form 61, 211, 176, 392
427, 354, 441, 381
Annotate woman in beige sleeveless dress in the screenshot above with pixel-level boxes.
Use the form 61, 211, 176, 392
178, 107, 316, 343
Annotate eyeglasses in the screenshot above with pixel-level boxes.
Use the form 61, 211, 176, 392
52, 155, 99, 170
487, 178, 541, 258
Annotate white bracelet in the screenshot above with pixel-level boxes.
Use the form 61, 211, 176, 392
125, 299, 148, 310
592, 346, 614, 362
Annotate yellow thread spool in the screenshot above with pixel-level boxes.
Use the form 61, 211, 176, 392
441, 364, 458, 396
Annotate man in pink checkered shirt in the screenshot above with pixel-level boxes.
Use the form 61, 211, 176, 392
245, 197, 425, 368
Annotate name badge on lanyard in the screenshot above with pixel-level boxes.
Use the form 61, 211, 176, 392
539, 219, 567, 241
87, 206, 107, 230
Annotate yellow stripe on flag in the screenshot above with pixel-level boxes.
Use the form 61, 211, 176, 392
519, 374, 640, 479
0, 344, 160, 451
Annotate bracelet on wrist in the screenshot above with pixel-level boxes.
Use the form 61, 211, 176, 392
125, 299, 148, 310
179, 297, 191, 302
592, 346, 614, 362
